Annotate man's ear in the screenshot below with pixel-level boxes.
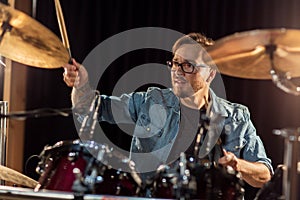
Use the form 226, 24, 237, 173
206, 69, 216, 83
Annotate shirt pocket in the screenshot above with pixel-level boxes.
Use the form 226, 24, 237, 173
135, 113, 164, 139
134, 104, 167, 138
224, 138, 247, 157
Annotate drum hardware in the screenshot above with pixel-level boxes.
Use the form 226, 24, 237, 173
151, 154, 244, 200
72, 153, 105, 194
252, 128, 300, 200
0, 101, 8, 186
71, 168, 89, 195
0, 108, 72, 119
71, 166, 104, 194
175, 152, 193, 200
273, 128, 300, 200
78, 92, 101, 140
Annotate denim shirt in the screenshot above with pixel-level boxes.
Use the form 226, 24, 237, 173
98, 87, 273, 174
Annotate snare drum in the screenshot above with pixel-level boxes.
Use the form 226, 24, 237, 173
35, 140, 141, 196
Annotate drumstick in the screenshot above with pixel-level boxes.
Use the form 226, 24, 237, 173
0, 164, 38, 188
54, 0, 72, 62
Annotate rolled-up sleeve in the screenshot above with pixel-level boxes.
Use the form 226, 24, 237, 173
243, 118, 274, 175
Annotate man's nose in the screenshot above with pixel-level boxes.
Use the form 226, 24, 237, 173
174, 66, 184, 76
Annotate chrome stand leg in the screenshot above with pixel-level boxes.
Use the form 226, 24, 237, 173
0, 101, 8, 185
274, 128, 300, 200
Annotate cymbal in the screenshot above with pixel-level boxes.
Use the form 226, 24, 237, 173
206, 29, 300, 79
0, 164, 38, 188
0, 3, 69, 68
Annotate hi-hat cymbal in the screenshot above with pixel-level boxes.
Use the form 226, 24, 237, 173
0, 3, 69, 68
206, 29, 300, 79
0, 164, 38, 188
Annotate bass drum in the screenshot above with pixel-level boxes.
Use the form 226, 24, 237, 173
35, 140, 141, 196
151, 155, 245, 200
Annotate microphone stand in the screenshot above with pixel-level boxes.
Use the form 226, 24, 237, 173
78, 93, 101, 140
72, 94, 103, 195
193, 109, 211, 160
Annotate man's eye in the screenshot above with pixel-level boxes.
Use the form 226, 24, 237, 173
173, 61, 180, 66
183, 63, 192, 67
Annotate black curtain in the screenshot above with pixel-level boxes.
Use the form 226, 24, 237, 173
23, 0, 300, 185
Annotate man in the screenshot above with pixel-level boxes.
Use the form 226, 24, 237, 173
63, 33, 273, 198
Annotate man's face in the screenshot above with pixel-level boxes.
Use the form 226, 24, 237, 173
171, 44, 211, 98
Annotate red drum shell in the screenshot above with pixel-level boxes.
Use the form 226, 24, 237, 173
36, 140, 141, 196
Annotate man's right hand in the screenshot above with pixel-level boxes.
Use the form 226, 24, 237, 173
63, 59, 89, 88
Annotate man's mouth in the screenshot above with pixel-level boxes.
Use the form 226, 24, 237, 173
174, 78, 187, 84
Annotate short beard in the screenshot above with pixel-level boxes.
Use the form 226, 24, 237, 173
173, 83, 195, 98
173, 80, 206, 98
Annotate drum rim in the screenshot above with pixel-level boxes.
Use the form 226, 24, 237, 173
39, 140, 110, 163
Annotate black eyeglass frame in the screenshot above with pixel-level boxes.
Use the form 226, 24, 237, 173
166, 60, 210, 74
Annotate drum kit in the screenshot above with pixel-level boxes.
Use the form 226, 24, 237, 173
0, 1, 300, 200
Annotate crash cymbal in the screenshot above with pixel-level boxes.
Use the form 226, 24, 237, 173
206, 29, 300, 79
0, 164, 38, 188
0, 3, 69, 68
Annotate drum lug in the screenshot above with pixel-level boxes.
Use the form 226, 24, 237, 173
84, 168, 104, 191
35, 162, 45, 174
72, 168, 88, 193
68, 152, 78, 161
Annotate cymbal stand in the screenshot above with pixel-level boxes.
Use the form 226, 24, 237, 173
266, 44, 300, 200
273, 128, 300, 200
0, 101, 8, 185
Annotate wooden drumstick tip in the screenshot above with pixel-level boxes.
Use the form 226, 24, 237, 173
34, 183, 42, 192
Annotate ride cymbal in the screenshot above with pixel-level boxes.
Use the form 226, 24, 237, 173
207, 29, 300, 79
0, 3, 69, 68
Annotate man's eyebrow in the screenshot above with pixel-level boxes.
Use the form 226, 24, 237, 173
172, 58, 192, 63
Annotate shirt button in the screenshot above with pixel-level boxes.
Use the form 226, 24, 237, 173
146, 127, 151, 131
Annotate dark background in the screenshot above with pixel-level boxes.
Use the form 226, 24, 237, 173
20, 0, 300, 183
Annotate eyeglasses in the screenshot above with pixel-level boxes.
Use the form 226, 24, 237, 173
166, 60, 210, 74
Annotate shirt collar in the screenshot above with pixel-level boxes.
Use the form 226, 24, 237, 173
208, 89, 228, 117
